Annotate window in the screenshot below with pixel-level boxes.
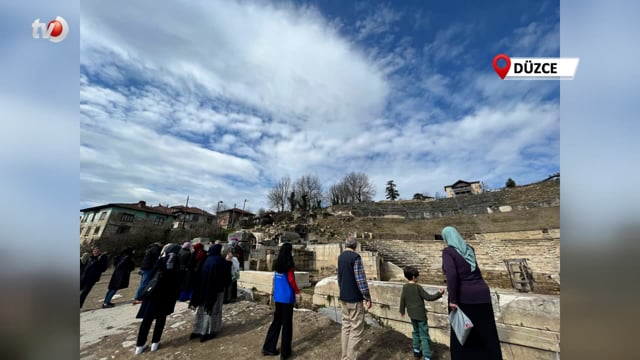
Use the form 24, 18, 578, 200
90, 213, 96, 222
120, 213, 134, 222
117, 226, 130, 234
206, 217, 213, 224
99, 211, 107, 220
80, 227, 84, 234
93, 226, 100, 234
154, 217, 165, 225
84, 227, 92, 235
192, 215, 199, 222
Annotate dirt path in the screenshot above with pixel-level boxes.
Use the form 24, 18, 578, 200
80, 271, 451, 360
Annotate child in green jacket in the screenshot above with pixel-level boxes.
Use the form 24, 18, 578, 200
399, 266, 445, 360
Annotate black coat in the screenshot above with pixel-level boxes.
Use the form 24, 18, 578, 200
190, 250, 231, 311
80, 254, 108, 287
136, 254, 184, 319
140, 243, 162, 271
107, 254, 135, 290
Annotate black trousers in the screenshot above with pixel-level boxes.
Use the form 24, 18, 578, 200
263, 302, 294, 357
80, 281, 96, 308
449, 302, 503, 360
224, 281, 238, 302
136, 316, 167, 346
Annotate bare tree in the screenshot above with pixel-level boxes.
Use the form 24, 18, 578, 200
267, 176, 291, 212
343, 172, 376, 203
326, 172, 376, 205
327, 181, 349, 205
294, 174, 323, 210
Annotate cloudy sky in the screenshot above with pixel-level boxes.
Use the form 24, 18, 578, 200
80, 0, 559, 212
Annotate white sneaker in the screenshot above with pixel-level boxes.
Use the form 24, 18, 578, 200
151, 342, 159, 352
134, 344, 148, 355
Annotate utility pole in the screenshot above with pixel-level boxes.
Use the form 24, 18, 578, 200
230, 203, 236, 229
216, 200, 223, 234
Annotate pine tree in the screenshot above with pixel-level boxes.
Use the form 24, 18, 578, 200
385, 180, 399, 200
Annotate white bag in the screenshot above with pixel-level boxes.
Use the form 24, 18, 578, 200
449, 307, 474, 345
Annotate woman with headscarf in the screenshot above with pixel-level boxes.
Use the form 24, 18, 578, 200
180, 242, 206, 302
261, 243, 300, 359
441, 226, 502, 359
134, 243, 184, 355
102, 247, 135, 308
188, 244, 231, 342
178, 242, 193, 301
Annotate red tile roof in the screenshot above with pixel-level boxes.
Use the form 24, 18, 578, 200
80, 201, 176, 217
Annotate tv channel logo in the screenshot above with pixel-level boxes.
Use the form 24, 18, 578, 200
32, 16, 69, 43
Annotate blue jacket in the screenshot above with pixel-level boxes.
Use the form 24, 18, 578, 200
273, 271, 295, 304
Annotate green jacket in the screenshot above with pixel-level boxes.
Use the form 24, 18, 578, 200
399, 283, 442, 321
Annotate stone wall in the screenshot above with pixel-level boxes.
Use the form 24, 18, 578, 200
249, 243, 382, 281
237, 270, 311, 293
249, 246, 316, 272
313, 278, 560, 360
330, 180, 559, 220
361, 229, 560, 294
307, 243, 382, 281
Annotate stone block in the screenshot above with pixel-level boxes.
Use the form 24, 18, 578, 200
496, 293, 560, 332
238, 270, 311, 293
313, 278, 560, 358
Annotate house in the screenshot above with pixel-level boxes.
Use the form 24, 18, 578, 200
216, 208, 255, 229
79, 201, 175, 243
250, 211, 276, 226
444, 180, 483, 198
169, 205, 216, 230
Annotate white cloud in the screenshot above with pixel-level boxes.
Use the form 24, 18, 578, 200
79, 1, 560, 211
81, 0, 389, 136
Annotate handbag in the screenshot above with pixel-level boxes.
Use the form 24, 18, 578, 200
449, 307, 474, 345
142, 270, 163, 298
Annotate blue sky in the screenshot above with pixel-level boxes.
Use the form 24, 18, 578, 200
80, 0, 560, 212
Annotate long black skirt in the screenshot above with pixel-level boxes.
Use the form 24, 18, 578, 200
450, 302, 503, 360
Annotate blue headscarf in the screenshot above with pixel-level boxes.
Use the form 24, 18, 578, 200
442, 226, 477, 272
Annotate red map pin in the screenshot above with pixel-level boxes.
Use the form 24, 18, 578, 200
492, 54, 511, 79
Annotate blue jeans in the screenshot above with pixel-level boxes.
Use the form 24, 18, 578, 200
134, 270, 152, 300
411, 318, 432, 358
104, 289, 117, 304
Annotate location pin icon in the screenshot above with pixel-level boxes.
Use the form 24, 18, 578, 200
492, 54, 511, 79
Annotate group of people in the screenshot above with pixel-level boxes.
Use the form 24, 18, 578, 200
131, 239, 242, 354
261, 226, 502, 360
334, 226, 502, 360
81, 225, 502, 359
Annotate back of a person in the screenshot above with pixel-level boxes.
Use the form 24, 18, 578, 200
338, 250, 362, 303
273, 270, 294, 304
401, 283, 425, 318
141, 244, 161, 271
443, 246, 490, 302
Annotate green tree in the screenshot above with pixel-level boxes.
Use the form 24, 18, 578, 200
506, 178, 516, 188
385, 180, 399, 200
